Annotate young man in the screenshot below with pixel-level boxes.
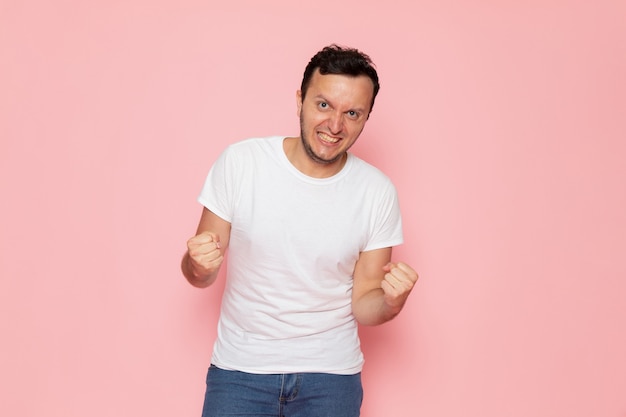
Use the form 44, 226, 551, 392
182, 44, 419, 417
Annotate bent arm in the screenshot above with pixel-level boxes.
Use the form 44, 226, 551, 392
351, 248, 418, 326
181, 207, 231, 288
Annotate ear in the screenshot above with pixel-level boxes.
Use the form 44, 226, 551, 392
296, 90, 303, 118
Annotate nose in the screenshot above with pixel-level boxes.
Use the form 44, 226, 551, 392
328, 111, 343, 134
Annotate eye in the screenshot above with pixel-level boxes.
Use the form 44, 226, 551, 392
347, 110, 359, 119
318, 101, 329, 109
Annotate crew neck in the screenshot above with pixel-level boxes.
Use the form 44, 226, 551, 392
274, 136, 354, 184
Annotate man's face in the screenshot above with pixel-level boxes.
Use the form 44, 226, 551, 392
297, 70, 374, 167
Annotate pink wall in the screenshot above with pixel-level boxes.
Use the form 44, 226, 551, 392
1, 1, 625, 416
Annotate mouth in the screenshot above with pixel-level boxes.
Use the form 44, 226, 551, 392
318, 132, 340, 144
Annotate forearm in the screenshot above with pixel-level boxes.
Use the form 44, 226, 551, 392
181, 251, 220, 288
352, 288, 404, 326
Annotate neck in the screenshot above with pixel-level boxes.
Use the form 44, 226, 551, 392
283, 137, 347, 178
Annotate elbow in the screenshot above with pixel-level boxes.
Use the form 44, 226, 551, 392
354, 312, 396, 327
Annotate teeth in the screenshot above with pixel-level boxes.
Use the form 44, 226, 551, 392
319, 133, 339, 143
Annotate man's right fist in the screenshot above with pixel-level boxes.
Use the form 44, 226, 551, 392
186, 231, 224, 278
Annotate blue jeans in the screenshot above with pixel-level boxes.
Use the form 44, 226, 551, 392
201, 365, 363, 417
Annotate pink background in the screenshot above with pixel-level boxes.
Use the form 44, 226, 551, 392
1, 1, 625, 416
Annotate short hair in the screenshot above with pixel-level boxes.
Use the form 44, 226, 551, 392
300, 44, 380, 113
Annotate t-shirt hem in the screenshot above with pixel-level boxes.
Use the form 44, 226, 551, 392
363, 238, 404, 252
210, 359, 364, 375
197, 196, 232, 223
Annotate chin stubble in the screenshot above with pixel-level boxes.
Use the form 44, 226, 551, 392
299, 122, 345, 166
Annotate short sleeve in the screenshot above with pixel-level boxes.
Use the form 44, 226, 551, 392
362, 182, 404, 252
197, 146, 237, 223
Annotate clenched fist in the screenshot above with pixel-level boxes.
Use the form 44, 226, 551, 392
186, 231, 224, 284
381, 262, 419, 309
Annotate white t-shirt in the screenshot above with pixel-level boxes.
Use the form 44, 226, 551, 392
198, 136, 403, 374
